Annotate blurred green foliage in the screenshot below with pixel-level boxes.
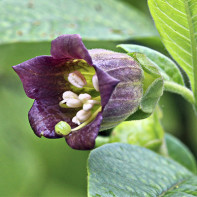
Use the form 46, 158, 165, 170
1, 0, 197, 196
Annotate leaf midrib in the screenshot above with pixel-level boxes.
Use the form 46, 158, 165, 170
184, 0, 197, 110
158, 177, 189, 196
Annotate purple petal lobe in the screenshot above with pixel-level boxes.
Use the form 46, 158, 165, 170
93, 65, 120, 109
51, 34, 93, 65
29, 96, 76, 138
66, 112, 103, 150
13, 56, 70, 99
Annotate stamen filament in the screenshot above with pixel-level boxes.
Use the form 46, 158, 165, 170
71, 107, 102, 131
92, 96, 101, 101
83, 83, 94, 88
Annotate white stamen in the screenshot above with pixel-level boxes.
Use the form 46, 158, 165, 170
72, 116, 81, 125
68, 71, 87, 88
86, 100, 101, 105
92, 74, 99, 91
83, 103, 93, 111
76, 110, 92, 123
78, 93, 91, 103
66, 98, 82, 108
62, 91, 78, 100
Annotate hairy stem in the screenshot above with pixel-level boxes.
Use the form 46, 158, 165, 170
164, 81, 195, 104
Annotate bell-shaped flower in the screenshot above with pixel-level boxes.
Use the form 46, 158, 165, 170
13, 34, 143, 150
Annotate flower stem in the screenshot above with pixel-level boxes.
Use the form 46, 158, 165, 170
164, 81, 195, 104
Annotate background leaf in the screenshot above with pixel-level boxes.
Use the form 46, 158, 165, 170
165, 133, 197, 174
148, 0, 197, 111
0, 0, 157, 44
88, 143, 197, 197
96, 108, 164, 152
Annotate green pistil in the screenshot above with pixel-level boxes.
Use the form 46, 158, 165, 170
55, 121, 71, 136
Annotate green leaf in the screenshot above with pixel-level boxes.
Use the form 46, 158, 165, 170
110, 108, 164, 151
148, 0, 197, 111
118, 44, 184, 85
130, 53, 164, 115
165, 133, 197, 174
0, 0, 157, 45
88, 143, 197, 197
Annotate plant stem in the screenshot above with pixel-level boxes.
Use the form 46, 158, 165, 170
164, 81, 195, 104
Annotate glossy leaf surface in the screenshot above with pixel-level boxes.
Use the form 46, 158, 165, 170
148, 0, 197, 110
165, 133, 197, 174
88, 143, 197, 197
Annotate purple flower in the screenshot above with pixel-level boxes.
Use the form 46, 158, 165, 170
13, 34, 143, 150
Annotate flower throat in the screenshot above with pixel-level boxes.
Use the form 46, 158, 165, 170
55, 59, 102, 136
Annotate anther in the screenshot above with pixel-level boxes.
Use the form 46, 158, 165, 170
83, 103, 93, 111
68, 71, 87, 88
76, 110, 92, 123
78, 93, 91, 102
72, 116, 81, 125
66, 98, 82, 108
92, 74, 99, 91
62, 91, 78, 100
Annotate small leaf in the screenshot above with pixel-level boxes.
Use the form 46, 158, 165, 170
148, 0, 197, 111
140, 78, 163, 113
0, 0, 157, 45
165, 133, 197, 174
118, 44, 184, 85
88, 143, 197, 197
129, 53, 164, 116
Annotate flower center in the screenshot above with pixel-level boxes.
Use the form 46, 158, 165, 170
55, 60, 102, 136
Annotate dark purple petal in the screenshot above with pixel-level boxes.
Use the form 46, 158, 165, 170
66, 112, 103, 150
13, 56, 71, 99
29, 96, 77, 138
51, 34, 93, 65
93, 65, 120, 109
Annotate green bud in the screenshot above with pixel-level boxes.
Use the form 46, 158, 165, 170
55, 121, 71, 136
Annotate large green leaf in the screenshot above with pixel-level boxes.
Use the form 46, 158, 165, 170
148, 0, 197, 111
118, 44, 195, 104
165, 133, 197, 174
0, 0, 157, 45
88, 143, 197, 197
